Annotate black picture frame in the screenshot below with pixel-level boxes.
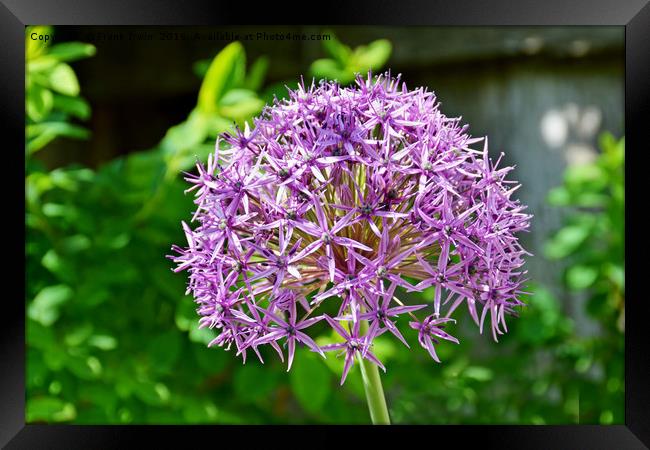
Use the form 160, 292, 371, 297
2, 0, 648, 448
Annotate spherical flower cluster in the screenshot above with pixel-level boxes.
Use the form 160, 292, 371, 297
170, 72, 531, 384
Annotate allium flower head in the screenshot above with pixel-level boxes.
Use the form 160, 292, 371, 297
170, 72, 531, 384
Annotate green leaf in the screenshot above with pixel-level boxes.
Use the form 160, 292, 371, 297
134, 381, 171, 406
65, 355, 102, 380
312, 35, 391, 84
205, 116, 236, 137
26, 84, 53, 122
189, 326, 217, 345
598, 132, 617, 156
219, 88, 257, 106
546, 187, 570, 206
566, 265, 599, 290
28, 285, 73, 326
197, 42, 246, 114
421, 286, 436, 302
564, 164, 607, 191
310, 59, 352, 83
182, 399, 221, 424
47, 42, 96, 62
61, 234, 92, 253
42, 203, 72, 217
52, 94, 91, 119
26, 172, 54, 200
27, 122, 90, 144
160, 109, 210, 154
27, 56, 59, 73
604, 263, 625, 290
48, 63, 80, 96
322, 31, 351, 65
244, 56, 269, 91
64, 323, 94, 347
354, 39, 392, 70
220, 97, 265, 121
574, 192, 608, 208
600, 133, 625, 170
41, 249, 75, 282
27, 121, 91, 155
88, 334, 118, 351
62, 167, 94, 183
544, 222, 592, 259
27, 397, 77, 423
290, 350, 332, 414
464, 366, 494, 382
26, 132, 58, 154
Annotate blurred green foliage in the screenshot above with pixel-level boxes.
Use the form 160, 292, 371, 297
25, 27, 623, 424
26, 26, 96, 155
256, 30, 392, 105
309, 30, 392, 84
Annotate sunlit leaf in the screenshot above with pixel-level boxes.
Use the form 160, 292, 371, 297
27, 56, 59, 73
26, 84, 53, 122
321, 31, 351, 65
27, 397, 77, 423
189, 326, 218, 345
464, 366, 494, 382
161, 109, 210, 154
65, 355, 102, 380
220, 97, 265, 121
88, 335, 118, 351
47, 42, 96, 62
354, 39, 392, 70
219, 88, 257, 106
134, 381, 171, 406
310, 58, 349, 82
565, 265, 599, 290
64, 323, 94, 347
544, 222, 592, 259
27, 122, 91, 154
52, 94, 91, 120
546, 186, 570, 206
28, 284, 73, 326
197, 42, 246, 114
48, 63, 80, 96
244, 56, 269, 92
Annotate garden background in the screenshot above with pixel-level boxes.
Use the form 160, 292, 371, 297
25, 26, 625, 424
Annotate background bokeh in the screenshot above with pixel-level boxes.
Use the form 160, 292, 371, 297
25, 26, 625, 424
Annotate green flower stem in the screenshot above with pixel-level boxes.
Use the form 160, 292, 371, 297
357, 320, 391, 425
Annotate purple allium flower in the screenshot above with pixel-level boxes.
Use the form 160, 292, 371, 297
409, 316, 459, 362
321, 315, 386, 385
170, 72, 531, 382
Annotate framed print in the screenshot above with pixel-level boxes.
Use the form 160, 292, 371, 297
2, 0, 648, 448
